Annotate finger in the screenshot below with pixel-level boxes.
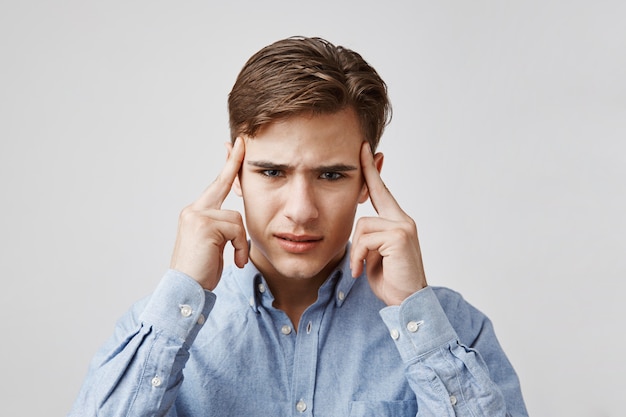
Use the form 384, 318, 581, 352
196, 208, 247, 268
194, 137, 245, 209
350, 216, 379, 277
350, 216, 384, 276
360, 142, 405, 219
352, 216, 400, 239
350, 230, 388, 277
213, 218, 248, 268
231, 232, 249, 268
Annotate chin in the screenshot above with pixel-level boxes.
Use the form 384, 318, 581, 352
273, 259, 328, 281
250, 238, 346, 281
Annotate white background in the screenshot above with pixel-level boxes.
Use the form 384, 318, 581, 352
1, 1, 624, 416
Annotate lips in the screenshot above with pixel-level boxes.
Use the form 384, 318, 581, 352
276, 233, 322, 242
275, 233, 323, 253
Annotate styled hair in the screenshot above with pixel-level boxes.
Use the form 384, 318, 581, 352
228, 36, 391, 150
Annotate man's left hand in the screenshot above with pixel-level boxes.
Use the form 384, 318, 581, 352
350, 142, 427, 306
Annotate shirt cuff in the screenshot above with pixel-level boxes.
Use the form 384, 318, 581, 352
379, 286, 458, 363
138, 269, 216, 344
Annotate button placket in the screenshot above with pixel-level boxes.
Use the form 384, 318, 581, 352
291, 307, 321, 417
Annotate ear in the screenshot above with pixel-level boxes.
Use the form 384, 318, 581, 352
233, 175, 243, 197
358, 152, 384, 204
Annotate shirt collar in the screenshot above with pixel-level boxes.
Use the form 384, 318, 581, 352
231, 243, 359, 312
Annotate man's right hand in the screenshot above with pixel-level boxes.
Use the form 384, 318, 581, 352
170, 137, 248, 290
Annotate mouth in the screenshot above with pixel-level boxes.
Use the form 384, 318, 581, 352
274, 233, 323, 253
275, 233, 323, 242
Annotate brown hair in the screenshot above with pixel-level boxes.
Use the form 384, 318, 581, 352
228, 36, 391, 150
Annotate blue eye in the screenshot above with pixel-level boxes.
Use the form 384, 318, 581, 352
320, 172, 343, 181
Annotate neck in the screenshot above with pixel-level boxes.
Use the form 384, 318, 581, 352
267, 274, 326, 330
249, 247, 346, 331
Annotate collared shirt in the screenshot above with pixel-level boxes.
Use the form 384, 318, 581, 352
69, 251, 528, 416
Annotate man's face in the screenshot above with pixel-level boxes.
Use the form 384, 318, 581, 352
234, 108, 377, 284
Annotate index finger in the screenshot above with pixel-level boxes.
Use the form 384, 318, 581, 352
194, 137, 245, 209
360, 141, 405, 218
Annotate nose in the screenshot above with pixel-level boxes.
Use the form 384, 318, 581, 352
282, 177, 319, 224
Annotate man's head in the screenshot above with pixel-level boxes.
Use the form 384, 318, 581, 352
228, 36, 391, 151
228, 37, 388, 286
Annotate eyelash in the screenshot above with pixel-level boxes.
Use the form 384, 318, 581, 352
261, 169, 283, 178
258, 170, 345, 181
319, 172, 344, 181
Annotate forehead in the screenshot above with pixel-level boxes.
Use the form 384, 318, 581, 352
244, 108, 364, 163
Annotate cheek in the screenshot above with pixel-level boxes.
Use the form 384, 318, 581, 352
323, 191, 360, 222
240, 183, 281, 228
239, 174, 269, 201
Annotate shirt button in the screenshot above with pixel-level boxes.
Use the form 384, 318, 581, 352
151, 376, 162, 387
337, 291, 345, 301
390, 329, 400, 340
281, 325, 292, 335
249, 296, 255, 307
197, 313, 205, 325
179, 304, 193, 318
450, 395, 457, 406
258, 283, 266, 293
296, 400, 307, 412
406, 320, 423, 333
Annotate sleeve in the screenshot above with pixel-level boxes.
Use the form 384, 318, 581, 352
67, 270, 216, 417
379, 287, 528, 417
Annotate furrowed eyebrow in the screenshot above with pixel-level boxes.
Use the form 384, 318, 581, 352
247, 161, 358, 172
316, 164, 358, 172
247, 161, 290, 170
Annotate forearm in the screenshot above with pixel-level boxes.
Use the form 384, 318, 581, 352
380, 287, 527, 417
68, 270, 215, 417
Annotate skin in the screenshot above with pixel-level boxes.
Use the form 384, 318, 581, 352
170, 108, 427, 329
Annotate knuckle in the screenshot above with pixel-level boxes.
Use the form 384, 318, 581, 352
391, 226, 414, 243
235, 224, 246, 238
405, 217, 417, 230
352, 221, 363, 236
232, 210, 243, 223
179, 206, 212, 230
196, 215, 213, 229
179, 205, 195, 221
222, 210, 244, 227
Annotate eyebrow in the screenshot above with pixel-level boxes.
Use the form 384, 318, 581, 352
247, 160, 358, 172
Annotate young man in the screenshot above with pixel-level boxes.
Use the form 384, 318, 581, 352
69, 37, 528, 416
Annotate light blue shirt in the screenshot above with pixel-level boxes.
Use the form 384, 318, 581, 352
69, 249, 528, 416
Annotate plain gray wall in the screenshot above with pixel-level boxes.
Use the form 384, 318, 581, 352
1, 1, 624, 416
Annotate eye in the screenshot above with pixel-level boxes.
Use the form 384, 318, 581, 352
261, 169, 283, 178
320, 172, 344, 181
